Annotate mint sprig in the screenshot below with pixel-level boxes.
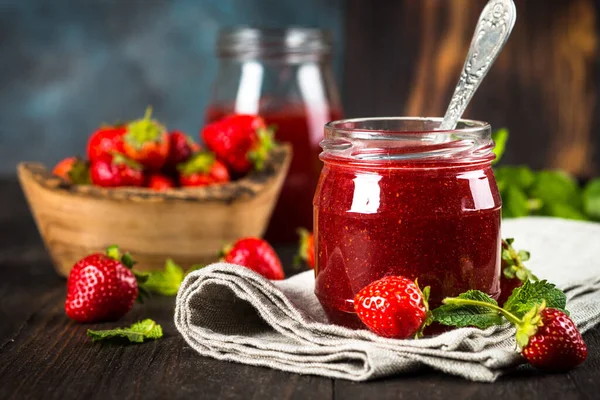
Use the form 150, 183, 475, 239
138, 259, 203, 296
503, 280, 567, 318
432, 290, 504, 329
432, 280, 568, 329
140, 259, 185, 296
87, 319, 163, 343
492, 128, 600, 221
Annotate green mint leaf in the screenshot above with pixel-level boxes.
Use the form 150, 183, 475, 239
530, 170, 582, 211
141, 259, 185, 296
583, 178, 600, 220
491, 128, 509, 165
495, 165, 536, 191
87, 319, 163, 343
503, 280, 567, 317
432, 290, 504, 329
502, 186, 530, 218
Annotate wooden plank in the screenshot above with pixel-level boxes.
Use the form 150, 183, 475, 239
333, 327, 599, 400
0, 294, 333, 400
343, 0, 600, 177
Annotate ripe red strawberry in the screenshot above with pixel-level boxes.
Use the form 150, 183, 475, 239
165, 130, 201, 170
52, 157, 91, 184
354, 276, 431, 339
178, 152, 230, 187
123, 107, 170, 171
201, 114, 275, 175
442, 297, 587, 371
222, 237, 284, 280
520, 306, 587, 370
498, 238, 537, 306
147, 173, 175, 191
294, 229, 315, 269
65, 246, 141, 323
87, 126, 126, 163
90, 153, 145, 187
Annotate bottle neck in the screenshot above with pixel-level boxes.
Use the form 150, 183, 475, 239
216, 27, 333, 63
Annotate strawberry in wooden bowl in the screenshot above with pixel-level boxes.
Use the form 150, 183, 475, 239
17, 109, 292, 277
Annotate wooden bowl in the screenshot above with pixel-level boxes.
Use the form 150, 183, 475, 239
18, 144, 292, 277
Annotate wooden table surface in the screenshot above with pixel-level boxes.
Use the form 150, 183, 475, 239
1, 179, 599, 400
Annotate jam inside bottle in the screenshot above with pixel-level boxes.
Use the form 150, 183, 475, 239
206, 28, 343, 242
314, 118, 502, 329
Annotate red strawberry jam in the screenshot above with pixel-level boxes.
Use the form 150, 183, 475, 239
314, 117, 502, 329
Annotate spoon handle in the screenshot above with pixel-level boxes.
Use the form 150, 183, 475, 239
439, 0, 516, 130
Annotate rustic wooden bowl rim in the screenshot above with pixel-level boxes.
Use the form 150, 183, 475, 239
17, 144, 292, 204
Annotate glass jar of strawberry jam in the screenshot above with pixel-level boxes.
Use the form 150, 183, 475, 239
314, 117, 502, 329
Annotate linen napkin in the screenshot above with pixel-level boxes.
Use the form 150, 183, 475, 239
174, 217, 600, 382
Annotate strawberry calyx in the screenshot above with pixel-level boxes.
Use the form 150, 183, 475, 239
414, 280, 433, 339
218, 243, 233, 260
515, 301, 545, 348
124, 106, 166, 149
502, 238, 538, 282
441, 296, 546, 348
248, 126, 276, 171
177, 152, 216, 176
111, 152, 143, 170
67, 158, 91, 185
105, 245, 150, 303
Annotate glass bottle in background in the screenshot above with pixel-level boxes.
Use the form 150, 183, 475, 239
206, 27, 343, 243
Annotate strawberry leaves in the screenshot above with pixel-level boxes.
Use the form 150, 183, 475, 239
87, 319, 163, 343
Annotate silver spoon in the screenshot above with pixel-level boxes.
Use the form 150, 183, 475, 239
438, 0, 517, 131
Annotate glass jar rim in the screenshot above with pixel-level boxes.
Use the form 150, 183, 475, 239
321, 117, 494, 166
217, 27, 333, 59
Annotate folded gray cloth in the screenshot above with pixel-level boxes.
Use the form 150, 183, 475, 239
174, 217, 600, 382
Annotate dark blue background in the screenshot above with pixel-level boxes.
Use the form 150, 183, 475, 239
0, 0, 344, 174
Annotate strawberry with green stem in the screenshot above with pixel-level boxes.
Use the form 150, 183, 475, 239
165, 130, 201, 170
440, 295, 587, 371
201, 114, 276, 175
87, 125, 126, 163
123, 107, 170, 171
499, 238, 538, 305
52, 157, 91, 184
177, 152, 230, 187
65, 245, 149, 323
90, 153, 145, 187
354, 276, 432, 339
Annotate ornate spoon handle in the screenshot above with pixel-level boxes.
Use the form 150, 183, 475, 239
439, 0, 516, 130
